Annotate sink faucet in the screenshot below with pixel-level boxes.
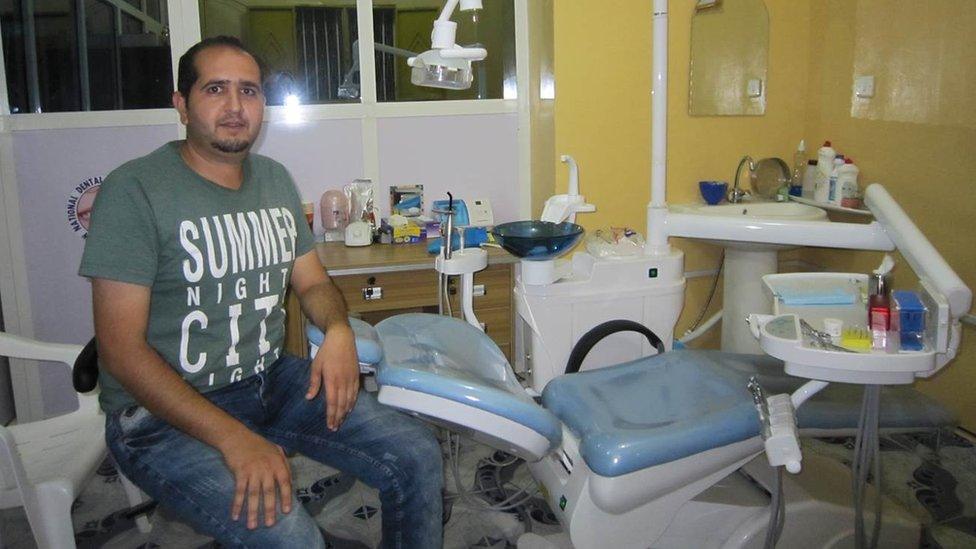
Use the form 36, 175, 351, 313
729, 155, 756, 204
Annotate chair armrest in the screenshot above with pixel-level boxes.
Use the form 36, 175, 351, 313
0, 332, 82, 367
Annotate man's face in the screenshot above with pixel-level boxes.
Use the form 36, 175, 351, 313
174, 46, 265, 159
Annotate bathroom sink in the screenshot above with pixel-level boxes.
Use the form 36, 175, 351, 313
667, 200, 829, 354
670, 201, 828, 222
669, 201, 827, 251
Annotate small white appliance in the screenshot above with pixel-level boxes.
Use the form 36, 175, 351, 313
344, 220, 372, 247
467, 198, 494, 227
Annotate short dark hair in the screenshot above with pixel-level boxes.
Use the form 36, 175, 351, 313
177, 36, 265, 100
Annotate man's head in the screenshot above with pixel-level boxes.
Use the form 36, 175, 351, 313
174, 37, 266, 159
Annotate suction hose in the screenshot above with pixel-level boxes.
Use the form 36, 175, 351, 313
565, 320, 666, 374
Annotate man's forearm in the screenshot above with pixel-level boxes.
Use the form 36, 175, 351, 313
101, 344, 253, 453
297, 278, 350, 333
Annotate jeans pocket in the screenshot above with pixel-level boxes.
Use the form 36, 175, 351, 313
116, 406, 166, 450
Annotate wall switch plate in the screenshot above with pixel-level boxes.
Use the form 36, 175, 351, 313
747, 78, 763, 98
854, 75, 875, 98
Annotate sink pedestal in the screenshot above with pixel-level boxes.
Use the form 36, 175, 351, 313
665, 201, 830, 354
722, 248, 777, 354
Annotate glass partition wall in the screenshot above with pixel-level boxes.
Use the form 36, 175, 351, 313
0, 0, 517, 113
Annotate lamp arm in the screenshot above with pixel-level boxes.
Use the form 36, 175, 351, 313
438, 0, 461, 22
342, 41, 418, 87
374, 42, 419, 58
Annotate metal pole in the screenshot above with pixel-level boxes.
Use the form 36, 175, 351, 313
22, 0, 41, 113
114, 5, 123, 109
76, 0, 91, 111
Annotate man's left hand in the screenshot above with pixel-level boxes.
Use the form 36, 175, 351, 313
306, 324, 360, 431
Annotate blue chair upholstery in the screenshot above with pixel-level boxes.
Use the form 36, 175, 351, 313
543, 350, 955, 478
306, 317, 384, 365
374, 314, 563, 451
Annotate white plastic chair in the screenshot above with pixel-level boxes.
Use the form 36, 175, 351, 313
0, 331, 151, 548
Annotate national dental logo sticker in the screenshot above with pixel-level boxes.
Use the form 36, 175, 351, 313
66, 176, 102, 237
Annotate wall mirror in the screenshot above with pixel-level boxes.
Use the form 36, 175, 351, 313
688, 0, 769, 116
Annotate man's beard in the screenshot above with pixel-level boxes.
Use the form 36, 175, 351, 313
211, 138, 251, 154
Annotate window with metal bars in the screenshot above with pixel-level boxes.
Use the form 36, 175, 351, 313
0, 0, 171, 113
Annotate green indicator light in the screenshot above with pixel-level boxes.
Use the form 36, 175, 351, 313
559, 495, 567, 510
648, 268, 658, 278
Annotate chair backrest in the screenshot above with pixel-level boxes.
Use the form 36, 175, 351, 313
73, 338, 99, 392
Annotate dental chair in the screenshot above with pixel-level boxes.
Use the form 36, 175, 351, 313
335, 313, 953, 549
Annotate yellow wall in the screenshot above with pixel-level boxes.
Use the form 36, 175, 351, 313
553, 0, 811, 341
553, 0, 975, 428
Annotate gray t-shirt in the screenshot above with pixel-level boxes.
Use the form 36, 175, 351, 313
79, 141, 314, 413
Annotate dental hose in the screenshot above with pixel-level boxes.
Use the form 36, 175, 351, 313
678, 251, 725, 346
852, 385, 883, 549
763, 465, 786, 549
689, 250, 725, 332
446, 433, 537, 513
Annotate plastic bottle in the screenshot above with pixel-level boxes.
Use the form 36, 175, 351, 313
814, 141, 836, 203
836, 158, 860, 208
802, 159, 818, 198
870, 255, 895, 351
789, 140, 806, 197
827, 156, 845, 204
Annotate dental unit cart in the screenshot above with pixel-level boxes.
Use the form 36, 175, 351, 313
301, 3, 968, 547
330, 179, 963, 549
336, 171, 969, 549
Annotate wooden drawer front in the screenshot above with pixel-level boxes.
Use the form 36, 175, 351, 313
333, 269, 438, 313
473, 306, 513, 348
448, 263, 513, 312
283, 291, 307, 358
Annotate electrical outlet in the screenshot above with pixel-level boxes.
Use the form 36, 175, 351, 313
854, 75, 875, 98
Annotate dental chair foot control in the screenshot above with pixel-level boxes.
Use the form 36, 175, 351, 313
763, 394, 802, 473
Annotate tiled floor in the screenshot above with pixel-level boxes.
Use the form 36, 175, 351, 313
0, 429, 973, 548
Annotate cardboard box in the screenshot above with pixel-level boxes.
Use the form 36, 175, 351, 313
393, 222, 426, 244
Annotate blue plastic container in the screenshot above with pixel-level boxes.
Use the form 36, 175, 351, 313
892, 290, 926, 351
699, 181, 728, 205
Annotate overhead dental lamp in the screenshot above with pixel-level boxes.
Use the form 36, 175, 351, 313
408, 0, 487, 90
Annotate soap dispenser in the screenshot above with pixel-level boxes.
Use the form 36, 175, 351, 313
869, 255, 895, 350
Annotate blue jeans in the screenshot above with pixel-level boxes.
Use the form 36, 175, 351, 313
106, 354, 444, 548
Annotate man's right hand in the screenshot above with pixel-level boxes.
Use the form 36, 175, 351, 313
220, 430, 293, 529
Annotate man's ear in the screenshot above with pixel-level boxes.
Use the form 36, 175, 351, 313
172, 91, 188, 124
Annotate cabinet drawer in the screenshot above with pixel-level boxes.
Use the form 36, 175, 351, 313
333, 269, 439, 313
447, 263, 513, 311
283, 290, 307, 358
473, 306, 513, 348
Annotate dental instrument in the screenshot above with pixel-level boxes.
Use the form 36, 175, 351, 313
433, 192, 488, 329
